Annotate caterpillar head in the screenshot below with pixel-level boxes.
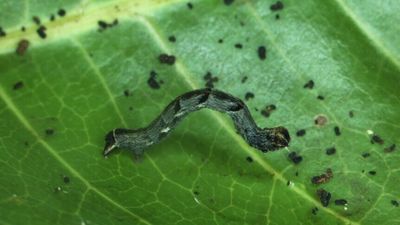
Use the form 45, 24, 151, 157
255, 126, 291, 152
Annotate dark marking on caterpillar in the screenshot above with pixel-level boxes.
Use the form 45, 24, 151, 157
104, 89, 291, 157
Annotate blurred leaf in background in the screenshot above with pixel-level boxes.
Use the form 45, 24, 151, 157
0, 0, 399, 224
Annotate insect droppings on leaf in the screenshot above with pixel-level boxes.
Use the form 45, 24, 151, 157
16, 39, 30, 56
314, 114, 328, 126
224, 0, 234, 6
335, 199, 348, 205
303, 80, 314, 89
258, 46, 266, 60
270, 1, 284, 11
311, 168, 333, 185
391, 200, 399, 207
193, 191, 199, 195
371, 134, 384, 145
246, 156, 253, 163
148, 70, 161, 89
241, 76, 248, 83
349, 110, 354, 118
296, 129, 306, 137
159, 54, 176, 65
203, 72, 219, 88
32, 16, 41, 25
368, 170, 376, 175
288, 152, 303, 164
361, 152, 370, 158
234, 43, 243, 49
124, 90, 130, 97
37, 26, 47, 39
58, 9, 66, 17
326, 147, 336, 155
187, 2, 193, 9
63, 175, 70, 184
244, 92, 254, 101
316, 189, 331, 207
168, 35, 176, 42
45, 129, 54, 135
275, 14, 280, 20
50, 14, 55, 21
384, 144, 396, 153
13, 81, 24, 90
261, 104, 276, 118
21, 26, 26, 32
334, 126, 341, 136
218, 39, 224, 44
0, 27, 6, 37
311, 207, 318, 215
317, 95, 325, 100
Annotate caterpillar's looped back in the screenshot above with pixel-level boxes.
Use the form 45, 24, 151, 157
103, 89, 290, 157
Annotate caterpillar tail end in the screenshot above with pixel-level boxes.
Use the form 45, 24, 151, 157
103, 130, 117, 157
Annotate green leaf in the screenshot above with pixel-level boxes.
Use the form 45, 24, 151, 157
1, 0, 399, 224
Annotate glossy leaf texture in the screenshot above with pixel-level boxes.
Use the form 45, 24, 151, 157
0, 0, 399, 224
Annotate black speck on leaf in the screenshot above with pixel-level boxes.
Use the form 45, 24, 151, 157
37, 26, 47, 39
258, 46, 266, 60
371, 134, 384, 145
303, 80, 314, 89
261, 104, 276, 118
362, 152, 370, 158
13, 81, 24, 90
21, 26, 26, 32
193, 191, 199, 195
270, 1, 284, 11
241, 76, 248, 83
218, 39, 223, 43
296, 129, 306, 137
168, 35, 176, 42
335, 199, 348, 205
63, 175, 70, 184
234, 43, 243, 49
187, 2, 193, 9
391, 200, 399, 207
224, 0, 234, 6
159, 54, 176, 65
326, 147, 336, 155
32, 16, 41, 25
311, 207, 318, 215
246, 156, 253, 163
317, 189, 331, 207
317, 95, 325, 100
203, 72, 219, 88
45, 129, 54, 135
0, 27, 6, 37
349, 110, 354, 118
288, 152, 302, 164
384, 144, 396, 153
334, 126, 341, 136
123, 90, 130, 97
98, 20, 108, 29
58, 9, 66, 17
275, 14, 280, 20
50, 14, 55, 21
368, 170, 376, 175
148, 71, 161, 89
244, 92, 254, 101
